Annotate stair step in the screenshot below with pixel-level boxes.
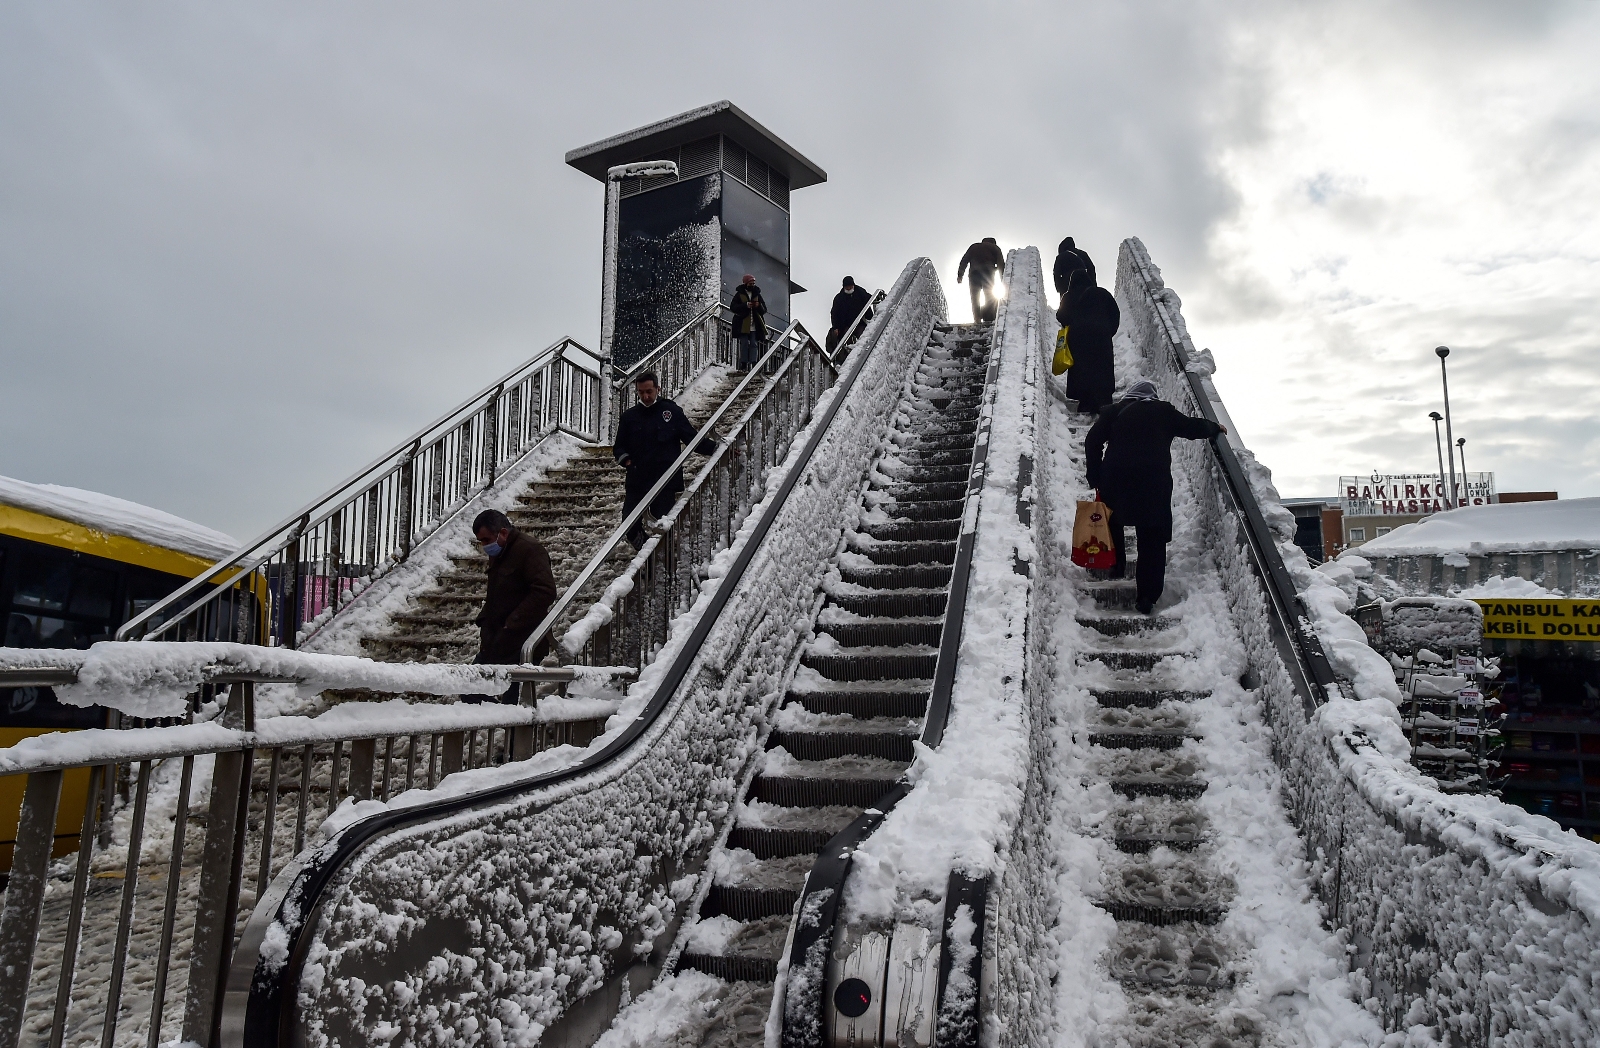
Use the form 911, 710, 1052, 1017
1090, 689, 1211, 708
878, 499, 964, 522
1110, 781, 1208, 800
1077, 616, 1181, 637
771, 730, 917, 762
1088, 732, 1197, 751
881, 465, 970, 485
891, 450, 974, 469
1083, 651, 1192, 671
839, 564, 953, 589
817, 618, 942, 647
801, 651, 939, 681
1083, 582, 1139, 607
859, 519, 959, 542
1114, 836, 1204, 854
1096, 901, 1226, 926
790, 688, 930, 718
753, 776, 900, 808
827, 590, 947, 617
893, 432, 978, 453
876, 482, 967, 503
677, 953, 778, 984
708, 884, 799, 921
727, 825, 834, 859
852, 540, 957, 566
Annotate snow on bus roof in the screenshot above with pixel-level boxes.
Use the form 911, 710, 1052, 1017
0, 474, 237, 561
1352, 496, 1600, 558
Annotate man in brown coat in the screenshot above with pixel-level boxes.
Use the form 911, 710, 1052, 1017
468, 509, 558, 702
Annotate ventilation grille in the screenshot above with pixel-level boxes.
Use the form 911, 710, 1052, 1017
618, 135, 791, 211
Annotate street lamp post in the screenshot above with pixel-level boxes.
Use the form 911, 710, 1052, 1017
599, 160, 679, 440
1435, 346, 1459, 508
1457, 437, 1468, 501
1429, 411, 1448, 513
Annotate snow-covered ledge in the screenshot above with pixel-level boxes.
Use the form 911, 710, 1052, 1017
1119, 236, 1600, 1044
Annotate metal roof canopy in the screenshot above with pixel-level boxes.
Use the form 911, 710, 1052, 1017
565, 100, 827, 190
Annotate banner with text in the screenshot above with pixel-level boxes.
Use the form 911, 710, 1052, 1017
1474, 598, 1600, 642
1340, 472, 1496, 517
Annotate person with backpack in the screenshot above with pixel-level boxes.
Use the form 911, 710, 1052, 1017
1060, 270, 1119, 414
956, 238, 1005, 323
1084, 380, 1225, 613
729, 274, 768, 371
1052, 237, 1095, 300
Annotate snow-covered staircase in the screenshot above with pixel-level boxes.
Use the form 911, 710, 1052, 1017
665, 323, 991, 1037
359, 367, 765, 667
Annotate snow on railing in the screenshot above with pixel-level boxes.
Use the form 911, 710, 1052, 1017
115, 337, 606, 657
607, 303, 732, 443
220, 260, 946, 1048
1118, 236, 1600, 1044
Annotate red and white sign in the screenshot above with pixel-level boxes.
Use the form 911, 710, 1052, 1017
1339, 472, 1496, 517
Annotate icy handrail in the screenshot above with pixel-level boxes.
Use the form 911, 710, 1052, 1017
612, 301, 727, 387
519, 318, 838, 663
116, 336, 604, 647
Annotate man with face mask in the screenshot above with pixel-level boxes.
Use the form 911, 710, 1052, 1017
613, 370, 720, 547
467, 508, 558, 701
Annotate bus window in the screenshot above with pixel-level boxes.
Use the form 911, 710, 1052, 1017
14, 550, 71, 611
70, 563, 118, 622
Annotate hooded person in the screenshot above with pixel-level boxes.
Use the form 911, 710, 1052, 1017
729, 274, 768, 370
956, 237, 1006, 323
1084, 380, 1225, 613
1052, 237, 1096, 297
828, 276, 874, 355
1061, 270, 1119, 414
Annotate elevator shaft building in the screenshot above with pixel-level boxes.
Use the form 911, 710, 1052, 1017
566, 101, 827, 369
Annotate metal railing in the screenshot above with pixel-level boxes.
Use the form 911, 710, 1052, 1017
115, 338, 605, 650
0, 662, 606, 1048
538, 306, 879, 675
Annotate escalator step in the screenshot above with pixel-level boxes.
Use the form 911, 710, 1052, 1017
1084, 582, 1139, 607
1088, 732, 1197, 751
883, 500, 965, 522
818, 619, 942, 647
677, 953, 779, 984
709, 884, 800, 921
853, 540, 957, 566
828, 591, 947, 617
839, 564, 953, 589
1090, 689, 1211, 708
1076, 616, 1181, 637
877, 482, 968, 503
891, 449, 974, 469
791, 690, 930, 717
1082, 650, 1191, 671
727, 826, 834, 859
772, 730, 917, 762
896, 432, 978, 452
1110, 781, 1209, 800
859, 519, 960, 542
1095, 901, 1226, 926
880, 465, 970, 485
1114, 837, 1203, 854
754, 776, 900, 808
801, 652, 939, 681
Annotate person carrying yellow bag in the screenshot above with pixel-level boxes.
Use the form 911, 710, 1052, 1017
1052, 325, 1073, 375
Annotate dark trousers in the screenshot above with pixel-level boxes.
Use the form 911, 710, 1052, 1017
968, 283, 997, 324
622, 471, 678, 547
1111, 518, 1169, 608
736, 333, 764, 370
466, 628, 548, 703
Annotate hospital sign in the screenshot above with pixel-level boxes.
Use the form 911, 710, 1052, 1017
1340, 472, 1496, 518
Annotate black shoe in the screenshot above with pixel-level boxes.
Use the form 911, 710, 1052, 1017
1135, 600, 1154, 615
1108, 568, 1127, 580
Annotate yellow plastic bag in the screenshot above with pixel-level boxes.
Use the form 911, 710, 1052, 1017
1052, 326, 1073, 375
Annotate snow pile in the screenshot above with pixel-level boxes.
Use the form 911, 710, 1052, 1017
1116, 235, 1600, 1043
1378, 597, 1483, 653
0, 472, 237, 560
1454, 574, 1560, 598
282, 260, 948, 1048
1358, 497, 1600, 557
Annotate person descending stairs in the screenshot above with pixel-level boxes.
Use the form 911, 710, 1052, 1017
647, 322, 994, 1047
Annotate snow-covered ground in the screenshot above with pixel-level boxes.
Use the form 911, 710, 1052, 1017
1355, 498, 1600, 558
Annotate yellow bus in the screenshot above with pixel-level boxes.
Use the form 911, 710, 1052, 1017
1, 475, 244, 870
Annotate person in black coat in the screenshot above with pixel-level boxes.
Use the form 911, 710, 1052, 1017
1084, 381, 1225, 613
957, 238, 1005, 323
1052, 237, 1096, 297
729, 275, 768, 370
1062, 271, 1120, 414
828, 276, 873, 355
613, 371, 719, 547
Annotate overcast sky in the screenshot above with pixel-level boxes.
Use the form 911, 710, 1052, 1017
4, 1, 1597, 539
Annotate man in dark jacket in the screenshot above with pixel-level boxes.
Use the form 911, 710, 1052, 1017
1084, 381, 1226, 613
827, 276, 873, 355
957, 238, 1005, 323
470, 509, 559, 701
613, 370, 719, 547
729, 274, 768, 370
1052, 237, 1096, 298
1061, 271, 1120, 414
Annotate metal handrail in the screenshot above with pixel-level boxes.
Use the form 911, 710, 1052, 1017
520, 318, 834, 663
221, 275, 912, 1048
613, 301, 725, 387
117, 337, 604, 648
820, 288, 886, 368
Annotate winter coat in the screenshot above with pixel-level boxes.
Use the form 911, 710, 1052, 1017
1063, 283, 1120, 413
1052, 240, 1096, 295
830, 286, 873, 334
613, 397, 718, 500
730, 285, 768, 338
957, 241, 1005, 287
1084, 399, 1222, 541
475, 528, 558, 663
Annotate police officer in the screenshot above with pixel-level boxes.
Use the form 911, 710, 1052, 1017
613, 370, 720, 547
